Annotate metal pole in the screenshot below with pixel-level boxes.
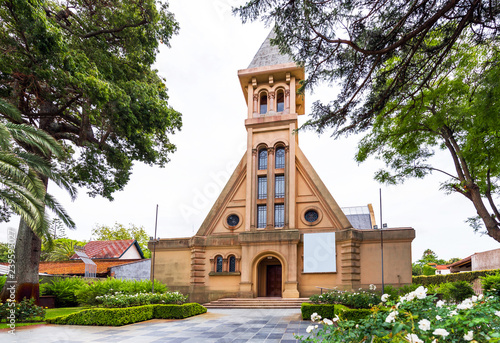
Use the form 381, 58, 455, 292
380, 188, 385, 294
152, 204, 158, 293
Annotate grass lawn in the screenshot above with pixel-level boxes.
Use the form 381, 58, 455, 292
0, 307, 86, 330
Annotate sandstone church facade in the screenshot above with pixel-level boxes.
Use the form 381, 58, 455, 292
151, 32, 415, 303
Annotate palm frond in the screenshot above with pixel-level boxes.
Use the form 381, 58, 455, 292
6, 123, 65, 159
44, 193, 76, 230
0, 99, 22, 122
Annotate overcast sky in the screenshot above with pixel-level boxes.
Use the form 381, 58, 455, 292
1, 0, 499, 262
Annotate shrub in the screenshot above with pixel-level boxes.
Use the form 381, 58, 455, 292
439, 281, 475, 303
47, 303, 207, 326
310, 288, 381, 309
413, 269, 500, 286
40, 277, 87, 307
300, 286, 500, 343
338, 308, 373, 322
301, 303, 338, 320
481, 272, 500, 297
0, 298, 45, 322
75, 278, 167, 306
154, 303, 207, 319
95, 291, 187, 308
0, 276, 6, 291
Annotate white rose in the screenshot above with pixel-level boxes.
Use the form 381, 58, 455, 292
385, 311, 398, 323
381, 294, 390, 302
495, 310, 500, 317
433, 328, 450, 337
323, 318, 333, 325
436, 300, 445, 308
306, 325, 315, 333
405, 333, 424, 343
414, 286, 428, 299
435, 315, 442, 321
464, 330, 474, 341
418, 319, 431, 331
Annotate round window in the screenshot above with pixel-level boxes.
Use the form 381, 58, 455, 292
304, 209, 319, 223
227, 214, 240, 227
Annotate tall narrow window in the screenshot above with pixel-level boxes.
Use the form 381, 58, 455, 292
216, 256, 223, 273
275, 175, 285, 198
229, 256, 236, 272
258, 149, 267, 170
260, 93, 267, 114
257, 176, 267, 199
277, 90, 285, 112
275, 147, 285, 169
275, 204, 285, 227
257, 205, 267, 228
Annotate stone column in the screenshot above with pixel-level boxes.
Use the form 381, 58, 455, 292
267, 147, 275, 229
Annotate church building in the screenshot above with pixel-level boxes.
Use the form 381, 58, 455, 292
151, 32, 415, 303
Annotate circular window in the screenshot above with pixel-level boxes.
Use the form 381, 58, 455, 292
227, 214, 240, 227
304, 209, 319, 223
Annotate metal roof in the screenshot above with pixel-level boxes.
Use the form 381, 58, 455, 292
342, 206, 373, 230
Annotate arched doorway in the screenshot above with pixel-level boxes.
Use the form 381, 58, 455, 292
257, 256, 282, 297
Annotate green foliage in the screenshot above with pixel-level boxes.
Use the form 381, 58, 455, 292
153, 303, 207, 319
75, 278, 167, 306
41, 238, 86, 261
481, 272, 500, 297
422, 264, 437, 276
301, 303, 339, 320
46, 303, 207, 326
95, 291, 187, 308
301, 286, 500, 342
413, 269, 500, 286
0, 298, 45, 322
0, 0, 182, 201
439, 281, 475, 303
0, 276, 6, 292
92, 223, 151, 258
40, 277, 87, 307
310, 288, 381, 309
0, 242, 9, 263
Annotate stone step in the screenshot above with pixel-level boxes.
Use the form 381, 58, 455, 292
203, 297, 310, 309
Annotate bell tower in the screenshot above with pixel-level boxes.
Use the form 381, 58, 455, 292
238, 31, 305, 232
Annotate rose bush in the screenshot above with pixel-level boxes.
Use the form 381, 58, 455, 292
300, 286, 500, 342
95, 291, 187, 308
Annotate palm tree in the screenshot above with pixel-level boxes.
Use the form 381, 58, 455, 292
0, 99, 76, 241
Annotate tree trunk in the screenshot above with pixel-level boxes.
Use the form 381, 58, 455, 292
468, 183, 500, 243
0, 218, 42, 303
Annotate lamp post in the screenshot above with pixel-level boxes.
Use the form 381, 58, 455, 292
150, 204, 159, 293
379, 188, 386, 294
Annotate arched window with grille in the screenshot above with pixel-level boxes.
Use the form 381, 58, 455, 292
229, 255, 236, 272
275, 147, 285, 169
258, 148, 268, 170
215, 255, 223, 273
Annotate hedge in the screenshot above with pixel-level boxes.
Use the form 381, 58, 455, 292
46, 303, 207, 326
301, 303, 348, 320
413, 269, 500, 286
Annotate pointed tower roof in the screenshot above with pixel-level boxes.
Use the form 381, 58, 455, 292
247, 30, 294, 68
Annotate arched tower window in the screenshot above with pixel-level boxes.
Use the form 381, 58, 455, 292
260, 92, 268, 114
215, 255, 223, 273
258, 148, 268, 170
275, 147, 285, 169
229, 255, 236, 272
276, 89, 285, 112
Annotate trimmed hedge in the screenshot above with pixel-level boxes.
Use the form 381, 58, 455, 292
339, 308, 373, 322
46, 303, 207, 326
301, 303, 347, 320
413, 269, 500, 286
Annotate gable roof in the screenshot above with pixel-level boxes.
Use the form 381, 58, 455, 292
71, 239, 144, 259
248, 30, 294, 69
36, 259, 145, 276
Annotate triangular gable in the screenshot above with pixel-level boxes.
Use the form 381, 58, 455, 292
196, 153, 247, 236
295, 146, 353, 230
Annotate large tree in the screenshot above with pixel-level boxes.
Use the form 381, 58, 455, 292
0, 0, 181, 301
235, 1, 500, 242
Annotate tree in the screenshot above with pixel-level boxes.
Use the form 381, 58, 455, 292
235, 1, 500, 243
0, 0, 181, 301
356, 40, 500, 242
92, 223, 151, 258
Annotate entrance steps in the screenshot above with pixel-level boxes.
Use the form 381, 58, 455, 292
203, 297, 310, 309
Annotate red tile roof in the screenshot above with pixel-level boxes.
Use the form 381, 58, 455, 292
71, 239, 138, 259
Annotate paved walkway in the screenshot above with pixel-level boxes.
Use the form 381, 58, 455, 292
1, 308, 317, 343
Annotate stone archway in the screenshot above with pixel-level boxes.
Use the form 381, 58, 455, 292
257, 256, 282, 297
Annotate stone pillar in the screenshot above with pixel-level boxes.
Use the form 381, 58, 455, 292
340, 241, 361, 290
285, 89, 290, 114
283, 242, 300, 298
238, 244, 254, 297
252, 94, 258, 117
267, 147, 275, 229
250, 148, 257, 231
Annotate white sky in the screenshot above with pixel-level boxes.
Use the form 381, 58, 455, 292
1, 0, 499, 262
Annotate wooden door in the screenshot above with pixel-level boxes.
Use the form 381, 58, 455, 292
266, 265, 282, 297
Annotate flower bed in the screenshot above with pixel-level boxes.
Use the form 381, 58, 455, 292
300, 286, 500, 342
46, 303, 207, 326
95, 291, 187, 308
